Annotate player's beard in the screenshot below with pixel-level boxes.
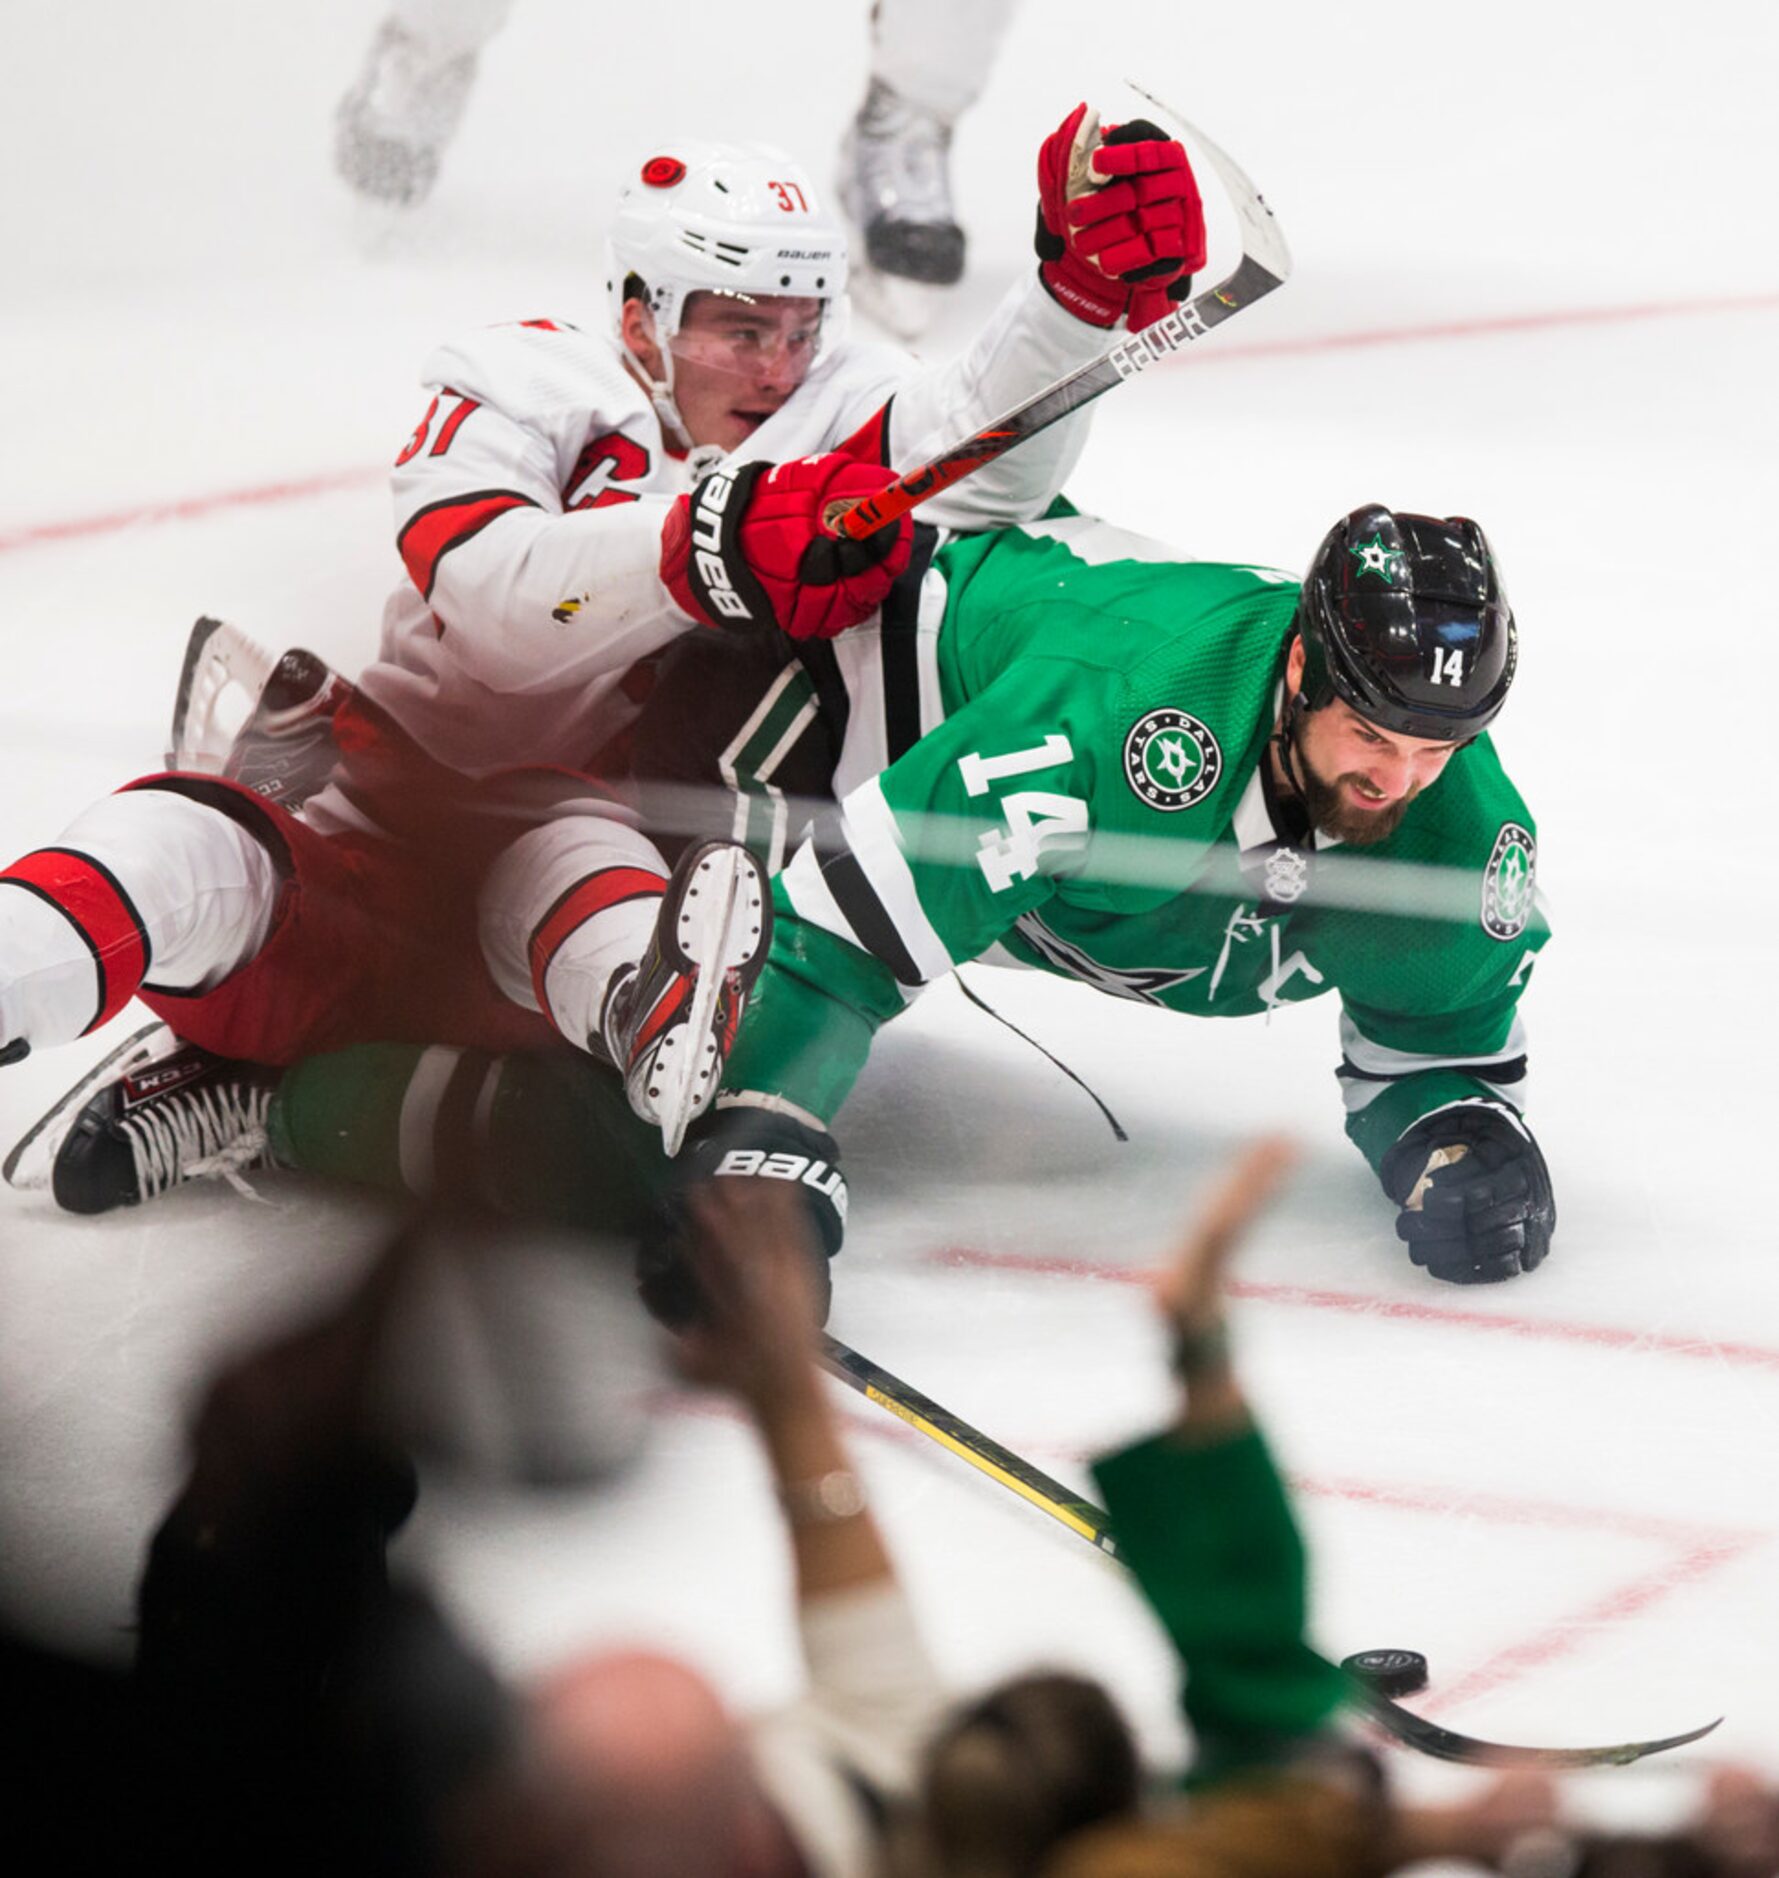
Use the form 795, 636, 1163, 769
1299, 756, 1419, 846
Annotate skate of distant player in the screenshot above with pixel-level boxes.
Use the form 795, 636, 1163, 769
334, 1, 1027, 336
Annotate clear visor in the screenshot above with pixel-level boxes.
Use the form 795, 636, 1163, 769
664, 288, 845, 389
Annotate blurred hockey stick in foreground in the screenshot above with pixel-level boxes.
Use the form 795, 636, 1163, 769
821, 1137, 1719, 1773
821, 1335, 1719, 1766
829, 89, 1292, 542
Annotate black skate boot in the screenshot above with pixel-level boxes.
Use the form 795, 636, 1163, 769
839, 78, 967, 286
12, 1027, 282, 1214
600, 842, 772, 1158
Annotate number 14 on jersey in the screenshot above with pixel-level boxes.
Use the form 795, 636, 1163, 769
957, 735, 1089, 894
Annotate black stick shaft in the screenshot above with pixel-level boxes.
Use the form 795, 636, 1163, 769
819, 1334, 1119, 1557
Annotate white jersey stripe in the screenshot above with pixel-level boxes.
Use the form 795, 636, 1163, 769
837, 775, 954, 984
398, 1045, 461, 1195
1339, 1011, 1528, 1078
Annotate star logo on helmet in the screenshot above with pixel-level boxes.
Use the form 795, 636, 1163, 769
1349, 534, 1406, 584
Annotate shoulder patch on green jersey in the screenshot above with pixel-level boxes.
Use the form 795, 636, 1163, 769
1480, 821, 1537, 940
1122, 708, 1222, 811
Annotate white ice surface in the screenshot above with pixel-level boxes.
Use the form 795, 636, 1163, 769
2, 0, 1777, 1852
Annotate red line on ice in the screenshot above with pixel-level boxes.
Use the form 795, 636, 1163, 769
4, 294, 1774, 559
832, 1402, 1766, 1716
1425, 1532, 1760, 1716
1206, 289, 1779, 364
0, 466, 385, 555
1287, 1473, 1759, 1551
926, 1246, 1779, 1375
663, 1386, 1766, 1718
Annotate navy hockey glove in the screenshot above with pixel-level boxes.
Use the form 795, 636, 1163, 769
1382, 1104, 1555, 1286
660, 451, 913, 641
637, 1105, 846, 1328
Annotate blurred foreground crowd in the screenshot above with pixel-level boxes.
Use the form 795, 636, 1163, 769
6, 1148, 1775, 1877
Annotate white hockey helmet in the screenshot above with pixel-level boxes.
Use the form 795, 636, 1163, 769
605, 142, 849, 348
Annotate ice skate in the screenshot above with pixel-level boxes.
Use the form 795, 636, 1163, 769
333, 17, 480, 207
168, 617, 352, 810
601, 842, 772, 1158
839, 78, 965, 338
6, 1023, 281, 1213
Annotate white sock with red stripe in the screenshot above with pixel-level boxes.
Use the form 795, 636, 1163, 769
478, 814, 668, 1050
0, 791, 279, 1049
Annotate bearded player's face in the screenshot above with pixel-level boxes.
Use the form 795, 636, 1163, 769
1283, 636, 1458, 845
1294, 698, 1457, 845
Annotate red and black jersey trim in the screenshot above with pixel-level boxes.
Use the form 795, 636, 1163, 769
398, 489, 541, 601
528, 866, 667, 1025
0, 847, 151, 1034
837, 397, 896, 468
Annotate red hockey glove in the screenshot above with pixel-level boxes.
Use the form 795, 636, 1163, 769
660, 450, 913, 641
1035, 103, 1207, 332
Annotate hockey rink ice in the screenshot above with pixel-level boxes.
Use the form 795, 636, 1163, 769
2, 0, 1776, 1854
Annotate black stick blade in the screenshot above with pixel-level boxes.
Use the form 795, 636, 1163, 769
1353, 1686, 1722, 1769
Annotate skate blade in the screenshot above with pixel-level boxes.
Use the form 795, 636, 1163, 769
3, 1020, 170, 1190
656, 850, 768, 1159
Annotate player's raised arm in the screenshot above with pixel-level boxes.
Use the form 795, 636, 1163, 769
852, 101, 1207, 533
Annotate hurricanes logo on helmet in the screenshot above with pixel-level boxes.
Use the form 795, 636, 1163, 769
1349, 534, 1406, 584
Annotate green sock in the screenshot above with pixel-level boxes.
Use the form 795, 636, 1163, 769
270, 1043, 673, 1233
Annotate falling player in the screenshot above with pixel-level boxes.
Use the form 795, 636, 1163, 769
19, 501, 1553, 1319
0, 116, 1203, 1210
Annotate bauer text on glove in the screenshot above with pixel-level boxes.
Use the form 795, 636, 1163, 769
660, 452, 914, 640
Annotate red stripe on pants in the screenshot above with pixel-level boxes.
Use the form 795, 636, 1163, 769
1, 848, 149, 1033
528, 866, 665, 1027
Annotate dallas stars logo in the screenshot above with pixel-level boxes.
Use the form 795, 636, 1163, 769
1349, 534, 1406, 584
1123, 708, 1222, 812
1480, 822, 1536, 941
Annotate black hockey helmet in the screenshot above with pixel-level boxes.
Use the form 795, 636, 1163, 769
1294, 505, 1517, 742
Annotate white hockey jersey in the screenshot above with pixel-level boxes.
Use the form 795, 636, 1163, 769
348, 278, 1110, 787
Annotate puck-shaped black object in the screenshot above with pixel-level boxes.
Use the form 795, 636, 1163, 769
1340, 1648, 1429, 1697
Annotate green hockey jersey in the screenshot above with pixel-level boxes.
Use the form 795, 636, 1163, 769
725, 514, 1548, 1177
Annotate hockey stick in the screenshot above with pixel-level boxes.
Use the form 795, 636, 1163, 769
831, 97, 1291, 542
820, 1333, 1120, 1558
821, 1333, 1721, 1769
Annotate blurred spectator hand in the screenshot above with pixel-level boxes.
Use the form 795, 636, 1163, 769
676, 1182, 825, 1408
1151, 1136, 1297, 1348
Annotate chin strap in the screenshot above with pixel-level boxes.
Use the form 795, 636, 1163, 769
620, 327, 691, 453
1270, 692, 1314, 809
